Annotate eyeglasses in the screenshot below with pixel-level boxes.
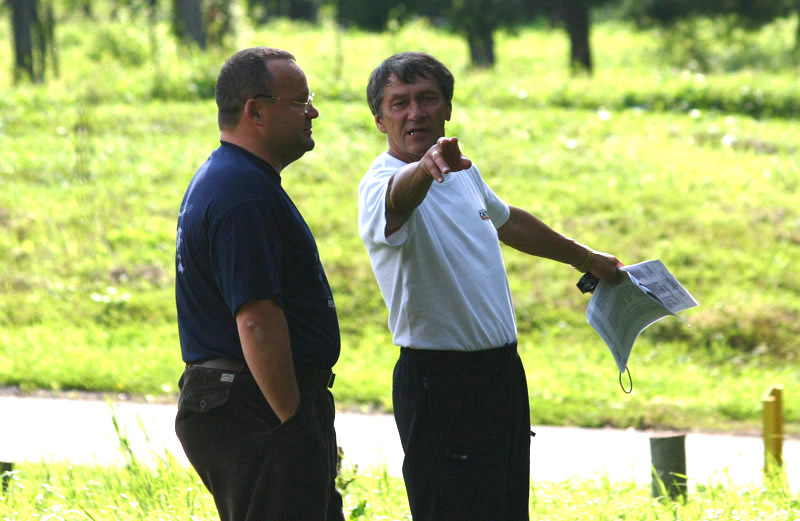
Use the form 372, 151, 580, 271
252, 92, 315, 114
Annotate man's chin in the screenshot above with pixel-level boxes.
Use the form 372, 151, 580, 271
392, 145, 429, 163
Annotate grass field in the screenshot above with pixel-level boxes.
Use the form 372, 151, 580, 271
2, 458, 799, 520
0, 7, 799, 436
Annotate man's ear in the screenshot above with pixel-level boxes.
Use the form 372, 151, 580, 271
445, 103, 452, 122
374, 113, 387, 134
244, 98, 264, 126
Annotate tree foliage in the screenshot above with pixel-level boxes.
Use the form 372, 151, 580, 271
626, 0, 798, 29
335, 0, 621, 72
247, 0, 321, 23
335, 0, 536, 67
421, 0, 535, 67
334, 0, 403, 32
170, 0, 237, 49
623, 0, 800, 70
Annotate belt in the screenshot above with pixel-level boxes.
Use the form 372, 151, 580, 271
187, 358, 244, 371
400, 341, 518, 363
187, 358, 335, 389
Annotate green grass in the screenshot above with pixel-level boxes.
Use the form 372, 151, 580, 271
2, 407, 799, 518
1, 8, 799, 434
2, 459, 799, 520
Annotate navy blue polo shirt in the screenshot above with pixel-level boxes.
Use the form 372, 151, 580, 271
175, 141, 340, 368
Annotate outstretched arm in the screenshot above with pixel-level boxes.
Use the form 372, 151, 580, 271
497, 205, 623, 281
384, 136, 472, 237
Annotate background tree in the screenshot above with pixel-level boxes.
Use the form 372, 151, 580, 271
206, 0, 235, 47
71, 0, 93, 17
623, 0, 800, 70
334, 0, 399, 32
8, 0, 57, 83
335, 0, 534, 68
172, 0, 207, 49
335, 0, 617, 72
416, 0, 535, 68
533, 0, 621, 75
561, 0, 594, 73
625, 0, 796, 28
247, 0, 321, 23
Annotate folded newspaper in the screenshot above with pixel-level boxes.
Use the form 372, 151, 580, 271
586, 260, 699, 373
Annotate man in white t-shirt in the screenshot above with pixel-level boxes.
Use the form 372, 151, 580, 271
357, 52, 622, 521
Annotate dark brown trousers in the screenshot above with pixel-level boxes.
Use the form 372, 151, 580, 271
175, 365, 344, 521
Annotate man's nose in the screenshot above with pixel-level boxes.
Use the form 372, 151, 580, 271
408, 100, 425, 119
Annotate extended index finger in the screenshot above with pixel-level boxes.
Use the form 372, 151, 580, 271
439, 137, 472, 170
438, 136, 460, 158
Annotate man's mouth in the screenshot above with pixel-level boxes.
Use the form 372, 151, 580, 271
407, 128, 427, 136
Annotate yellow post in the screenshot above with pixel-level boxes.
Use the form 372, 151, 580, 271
762, 385, 784, 472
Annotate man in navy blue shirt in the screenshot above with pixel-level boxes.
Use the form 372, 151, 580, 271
174, 47, 344, 521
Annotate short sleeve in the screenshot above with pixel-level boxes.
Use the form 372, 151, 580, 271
358, 164, 409, 246
474, 166, 510, 229
209, 199, 284, 315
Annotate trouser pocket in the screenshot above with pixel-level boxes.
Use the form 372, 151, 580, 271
176, 366, 234, 416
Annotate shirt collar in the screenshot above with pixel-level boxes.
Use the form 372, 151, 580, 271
219, 140, 280, 183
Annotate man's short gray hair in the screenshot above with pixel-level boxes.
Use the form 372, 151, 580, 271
366, 52, 454, 117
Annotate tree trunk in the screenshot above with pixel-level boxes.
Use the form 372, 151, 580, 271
9, 0, 37, 82
466, 23, 495, 68
149, 0, 160, 61
564, 0, 592, 75
795, 7, 800, 56
207, 0, 234, 47
173, 0, 207, 49
77, 0, 93, 17
247, 0, 270, 24
42, 2, 58, 78
288, 0, 318, 21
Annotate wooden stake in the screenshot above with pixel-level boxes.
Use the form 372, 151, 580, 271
762, 385, 784, 471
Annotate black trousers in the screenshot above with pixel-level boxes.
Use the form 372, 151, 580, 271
393, 343, 531, 521
175, 364, 344, 521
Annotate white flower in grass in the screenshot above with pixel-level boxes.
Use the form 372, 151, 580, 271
721, 134, 736, 147
509, 85, 529, 100
560, 137, 578, 149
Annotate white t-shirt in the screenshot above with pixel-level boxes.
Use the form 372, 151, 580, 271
358, 152, 518, 351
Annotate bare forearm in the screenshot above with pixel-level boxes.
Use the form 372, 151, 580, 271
387, 162, 434, 213
384, 163, 434, 237
236, 299, 300, 423
498, 206, 623, 279
384, 137, 473, 238
499, 206, 587, 265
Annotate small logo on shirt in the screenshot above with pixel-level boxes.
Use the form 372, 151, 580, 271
478, 209, 490, 221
